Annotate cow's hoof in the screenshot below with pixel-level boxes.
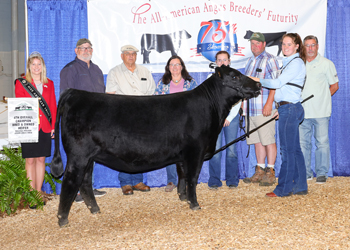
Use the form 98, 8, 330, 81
178, 193, 187, 201
87, 205, 100, 214
58, 219, 69, 228
91, 209, 101, 215
190, 204, 201, 210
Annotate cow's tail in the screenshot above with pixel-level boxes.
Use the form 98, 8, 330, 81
50, 91, 68, 178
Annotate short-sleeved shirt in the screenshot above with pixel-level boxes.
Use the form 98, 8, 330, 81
106, 63, 155, 96
243, 51, 279, 116
302, 53, 338, 118
60, 57, 105, 94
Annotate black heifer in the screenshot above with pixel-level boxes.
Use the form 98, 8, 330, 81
140, 30, 191, 63
244, 30, 287, 56
51, 66, 261, 227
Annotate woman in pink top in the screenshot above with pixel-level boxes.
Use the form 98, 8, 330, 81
154, 55, 198, 192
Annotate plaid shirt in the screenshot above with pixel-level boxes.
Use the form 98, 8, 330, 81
243, 51, 279, 116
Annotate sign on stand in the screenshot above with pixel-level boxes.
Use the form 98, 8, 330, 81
7, 98, 39, 143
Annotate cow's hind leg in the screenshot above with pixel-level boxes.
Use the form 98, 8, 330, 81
57, 160, 87, 227
79, 161, 100, 214
176, 162, 187, 201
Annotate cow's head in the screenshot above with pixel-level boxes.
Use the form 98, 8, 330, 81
215, 65, 261, 99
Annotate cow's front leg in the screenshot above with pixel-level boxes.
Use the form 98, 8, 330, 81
176, 162, 187, 201
184, 154, 203, 210
187, 176, 200, 210
79, 161, 100, 215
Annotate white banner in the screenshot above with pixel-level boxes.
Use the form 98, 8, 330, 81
8, 98, 39, 143
88, 0, 327, 74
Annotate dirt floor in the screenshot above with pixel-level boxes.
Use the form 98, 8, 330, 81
1, 177, 350, 249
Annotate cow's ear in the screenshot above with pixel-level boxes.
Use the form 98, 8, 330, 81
215, 66, 224, 79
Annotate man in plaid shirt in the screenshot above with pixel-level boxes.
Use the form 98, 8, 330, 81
242, 32, 279, 186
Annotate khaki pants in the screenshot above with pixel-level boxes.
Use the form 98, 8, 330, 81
245, 110, 276, 146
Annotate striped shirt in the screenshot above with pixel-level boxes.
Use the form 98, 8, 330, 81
243, 51, 279, 116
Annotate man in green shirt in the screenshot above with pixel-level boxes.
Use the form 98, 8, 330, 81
300, 35, 339, 184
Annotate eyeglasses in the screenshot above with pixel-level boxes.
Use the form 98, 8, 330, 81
78, 47, 92, 51
305, 44, 317, 48
123, 52, 137, 57
169, 63, 182, 67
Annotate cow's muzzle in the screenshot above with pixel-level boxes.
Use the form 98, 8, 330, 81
254, 82, 262, 97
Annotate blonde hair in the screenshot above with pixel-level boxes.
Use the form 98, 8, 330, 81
25, 52, 48, 83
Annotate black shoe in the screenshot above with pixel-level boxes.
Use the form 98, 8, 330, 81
209, 185, 219, 190
295, 190, 308, 195
75, 194, 84, 203
228, 185, 237, 189
29, 201, 45, 209
316, 176, 327, 184
93, 189, 107, 197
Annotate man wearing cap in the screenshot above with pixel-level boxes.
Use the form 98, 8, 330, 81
106, 44, 155, 195
60, 38, 106, 202
60, 38, 105, 93
242, 32, 279, 186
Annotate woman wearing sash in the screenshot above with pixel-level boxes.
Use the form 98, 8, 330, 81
249, 33, 308, 197
15, 52, 57, 203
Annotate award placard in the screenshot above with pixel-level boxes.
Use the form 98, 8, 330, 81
8, 98, 39, 143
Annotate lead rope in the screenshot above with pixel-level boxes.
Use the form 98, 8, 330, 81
246, 98, 251, 158
204, 94, 314, 160
238, 98, 251, 158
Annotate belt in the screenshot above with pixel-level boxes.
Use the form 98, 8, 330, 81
276, 101, 292, 109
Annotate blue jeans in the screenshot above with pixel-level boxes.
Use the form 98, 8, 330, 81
118, 172, 144, 187
208, 114, 239, 187
274, 103, 308, 196
299, 117, 330, 178
166, 164, 177, 185
92, 163, 95, 186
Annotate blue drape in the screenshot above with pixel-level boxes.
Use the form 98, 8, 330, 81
27, 0, 89, 193
325, 0, 350, 176
26, 0, 350, 194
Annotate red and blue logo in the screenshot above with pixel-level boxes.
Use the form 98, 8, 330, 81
197, 19, 238, 62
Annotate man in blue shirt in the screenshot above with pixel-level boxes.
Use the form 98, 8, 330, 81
60, 38, 107, 202
60, 38, 105, 93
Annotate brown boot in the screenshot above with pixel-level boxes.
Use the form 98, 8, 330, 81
243, 166, 266, 183
259, 167, 276, 186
